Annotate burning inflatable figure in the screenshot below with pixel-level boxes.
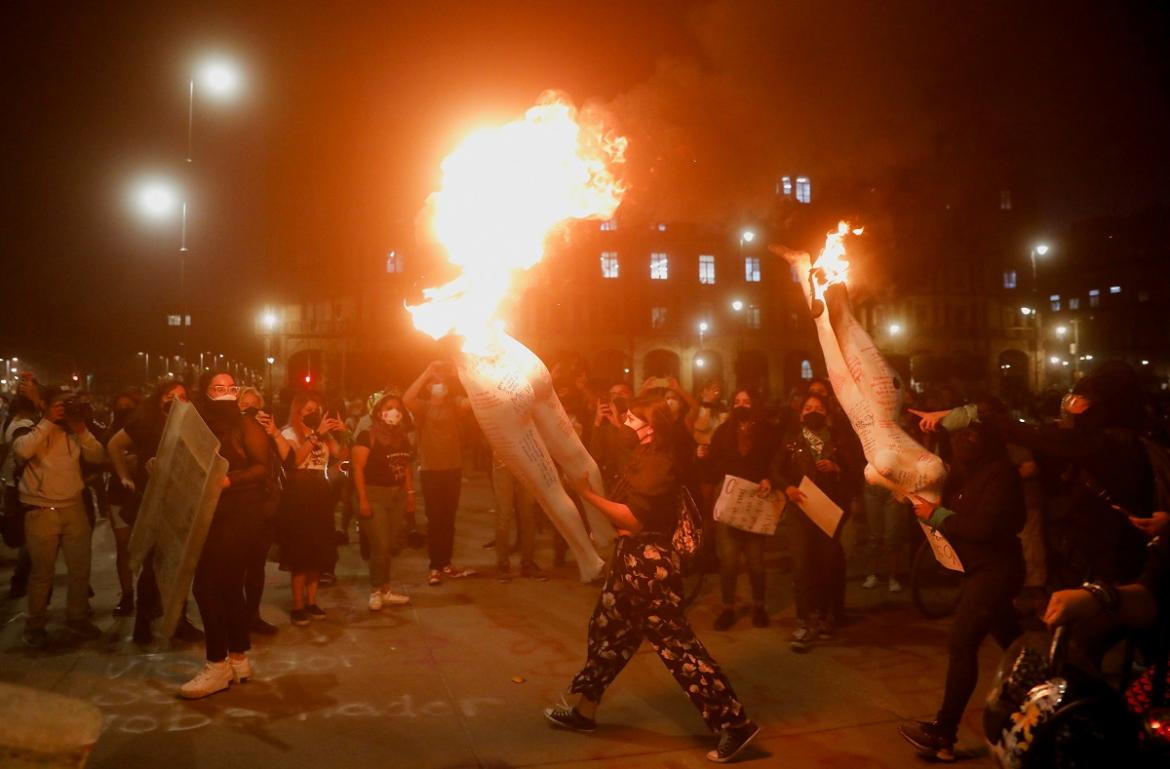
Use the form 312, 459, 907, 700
409, 94, 626, 581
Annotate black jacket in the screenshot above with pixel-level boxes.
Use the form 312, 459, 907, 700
936, 457, 1026, 574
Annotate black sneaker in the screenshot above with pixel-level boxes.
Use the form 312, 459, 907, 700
897, 720, 956, 762
520, 562, 549, 582
306, 604, 326, 620
23, 627, 48, 649
65, 619, 103, 640
250, 616, 279, 636
707, 720, 760, 762
113, 593, 135, 617
172, 618, 205, 644
498, 563, 513, 583
290, 608, 311, 627
714, 607, 737, 631
789, 623, 815, 653
543, 704, 596, 733
751, 605, 770, 628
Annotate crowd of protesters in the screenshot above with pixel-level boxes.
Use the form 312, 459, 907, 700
1, 356, 1168, 763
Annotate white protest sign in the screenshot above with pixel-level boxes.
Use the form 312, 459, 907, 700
796, 475, 845, 538
129, 400, 228, 638
713, 475, 783, 535
918, 520, 965, 572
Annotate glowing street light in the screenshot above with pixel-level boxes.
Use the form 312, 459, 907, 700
696, 357, 706, 368
698, 321, 709, 333
740, 229, 755, 244
134, 178, 182, 220
731, 299, 744, 312
196, 57, 243, 101
1055, 325, 1068, 337
888, 323, 903, 336
1035, 243, 1050, 257
265, 355, 276, 365
261, 310, 278, 331
1030, 242, 1051, 283
1049, 356, 1061, 365
1020, 306, 1035, 316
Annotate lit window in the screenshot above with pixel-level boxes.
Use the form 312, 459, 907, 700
1003, 270, 1017, 289
800, 360, 813, 380
385, 250, 403, 273
699, 254, 716, 285
744, 256, 761, 283
1069, 297, 1080, 310
1089, 289, 1100, 307
1109, 285, 1121, 294
795, 176, 812, 204
651, 306, 667, 329
746, 304, 761, 329
650, 252, 669, 280
1049, 294, 1061, 312
600, 251, 620, 279
600, 219, 617, 231
781, 176, 793, 197
1000, 189, 1012, 210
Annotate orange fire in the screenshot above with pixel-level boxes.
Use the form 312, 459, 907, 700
812, 220, 864, 298
409, 92, 626, 349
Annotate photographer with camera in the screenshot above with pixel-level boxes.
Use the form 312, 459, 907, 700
13, 386, 106, 648
588, 381, 635, 494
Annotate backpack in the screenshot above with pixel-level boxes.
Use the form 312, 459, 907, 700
672, 486, 703, 561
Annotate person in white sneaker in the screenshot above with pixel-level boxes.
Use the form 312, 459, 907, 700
352, 394, 413, 610
862, 485, 909, 594
180, 372, 271, 699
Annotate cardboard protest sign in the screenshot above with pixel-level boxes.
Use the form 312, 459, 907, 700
796, 475, 845, 538
918, 520, 965, 572
713, 475, 783, 535
128, 400, 228, 638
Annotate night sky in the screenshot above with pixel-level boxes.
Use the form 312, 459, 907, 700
1, 0, 1167, 373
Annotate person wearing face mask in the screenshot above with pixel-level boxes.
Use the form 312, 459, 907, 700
708, 389, 779, 631
897, 420, 1026, 760
107, 381, 205, 645
589, 381, 636, 493
277, 391, 347, 625
177, 372, 272, 699
780, 394, 854, 651
403, 361, 475, 586
352, 394, 414, 609
235, 387, 290, 636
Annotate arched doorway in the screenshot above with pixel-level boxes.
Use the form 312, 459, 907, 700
643, 348, 681, 380
998, 348, 1030, 405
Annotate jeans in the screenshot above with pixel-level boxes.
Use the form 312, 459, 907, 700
936, 562, 1024, 732
492, 465, 536, 567
863, 485, 909, 577
364, 484, 406, 587
716, 523, 766, 605
790, 506, 846, 624
421, 468, 462, 570
25, 503, 91, 630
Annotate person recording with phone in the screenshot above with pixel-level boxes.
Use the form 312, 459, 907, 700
278, 391, 347, 625
589, 381, 635, 493
14, 386, 106, 648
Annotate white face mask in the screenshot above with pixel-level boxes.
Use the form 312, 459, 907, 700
381, 408, 402, 426
430, 383, 448, 400
212, 394, 237, 402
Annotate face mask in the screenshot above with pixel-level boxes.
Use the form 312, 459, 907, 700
212, 393, 237, 402
802, 412, 827, 430
623, 412, 654, 445
381, 408, 402, 426
732, 405, 752, 421
665, 397, 681, 416
431, 383, 448, 400
303, 412, 323, 430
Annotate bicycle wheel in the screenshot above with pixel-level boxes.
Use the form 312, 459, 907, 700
910, 540, 963, 619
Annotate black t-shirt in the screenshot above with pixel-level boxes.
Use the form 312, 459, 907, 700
615, 448, 679, 535
355, 428, 412, 487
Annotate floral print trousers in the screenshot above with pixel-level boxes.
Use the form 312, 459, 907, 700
568, 534, 747, 732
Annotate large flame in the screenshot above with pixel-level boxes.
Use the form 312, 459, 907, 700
811, 220, 863, 299
409, 93, 626, 349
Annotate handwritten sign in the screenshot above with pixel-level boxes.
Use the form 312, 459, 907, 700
918, 520, 965, 572
713, 475, 783, 535
795, 475, 845, 538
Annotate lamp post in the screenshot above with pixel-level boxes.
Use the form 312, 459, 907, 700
1055, 320, 1081, 383
1029, 242, 1050, 286
137, 352, 150, 384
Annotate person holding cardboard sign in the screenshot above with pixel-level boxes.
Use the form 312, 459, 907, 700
897, 420, 1026, 761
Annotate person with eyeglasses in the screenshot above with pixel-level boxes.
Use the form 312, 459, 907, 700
277, 391, 347, 625
178, 372, 271, 699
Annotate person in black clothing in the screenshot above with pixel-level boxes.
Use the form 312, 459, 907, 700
897, 419, 1026, 761
103, 390, 141, 616
545, 395, 760, 763
779, 394, 853, 651
588, 381, 635, 493
178, 372, 271, 699
710, 389, 779, 631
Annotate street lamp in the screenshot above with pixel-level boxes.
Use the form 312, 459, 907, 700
730, 299, 744, 312
888, 323, 903, 336
698, 320, 708, 348
1029, 242, 1050, 284
740, 229, 755, 244
137, 351, 150, 383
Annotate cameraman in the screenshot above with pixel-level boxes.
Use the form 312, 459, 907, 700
13, 387, 106, 647
588, 381, 635, 493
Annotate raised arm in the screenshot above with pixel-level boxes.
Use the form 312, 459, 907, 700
403, 362, 439, 413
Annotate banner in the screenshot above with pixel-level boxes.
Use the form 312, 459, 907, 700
918, 520, 965, 572
713, 475, 783, 535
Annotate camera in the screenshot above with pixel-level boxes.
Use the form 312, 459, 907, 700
241, 406, 261, 420
63, 394, 93, 423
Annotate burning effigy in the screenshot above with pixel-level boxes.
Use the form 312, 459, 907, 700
409, 93, 626, 581
774, 225, 947, 504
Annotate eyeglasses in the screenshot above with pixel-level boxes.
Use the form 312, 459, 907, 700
209, 385, 240, 396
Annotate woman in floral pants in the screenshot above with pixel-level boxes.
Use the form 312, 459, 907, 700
545, 397, 759, 764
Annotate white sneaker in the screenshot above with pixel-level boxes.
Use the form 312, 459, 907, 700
229, 655, 252, 683
380, 588, 411, 606
888, 577, 903, 593
179, 660, 233, 699
862, 574, 879, 590
368, 591, 384, 611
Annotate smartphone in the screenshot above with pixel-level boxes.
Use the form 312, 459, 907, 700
241, 406, 260, 419
649, 377, 670, 389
